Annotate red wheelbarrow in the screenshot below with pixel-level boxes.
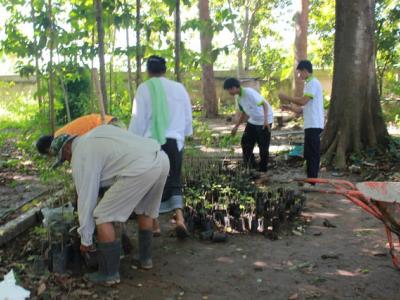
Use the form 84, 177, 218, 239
298, 178, 400, 269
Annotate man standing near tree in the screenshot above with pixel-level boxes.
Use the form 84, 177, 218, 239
278, 60, 324, 178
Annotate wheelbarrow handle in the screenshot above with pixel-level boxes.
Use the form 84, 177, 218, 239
296, 178, 357, 190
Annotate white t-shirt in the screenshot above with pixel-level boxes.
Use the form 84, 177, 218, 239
238, 87, 273, 125
303, 76, 324, 129
128, 77, 193, 150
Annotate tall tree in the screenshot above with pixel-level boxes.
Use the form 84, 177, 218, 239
174, 0, 181, 82
135, 0, 142, 88
47, 0, 55, 134
30, 0, 44, 113
294, 0, 309, 96
123, 0, 134, 106
322, 0, 389, 169
226, 0, 262, 77
108, 25, 116, 113
95, 0, 108, 113
199, 0, 218, 117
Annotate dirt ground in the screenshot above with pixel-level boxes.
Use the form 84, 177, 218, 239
0, 137, 48, 224
108, 170, 398, 300
1, 169, 399, 300
1, 119, 399, 299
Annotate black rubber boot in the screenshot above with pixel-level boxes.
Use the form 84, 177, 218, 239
139, 230, 153, 270
86, 241, 121, 285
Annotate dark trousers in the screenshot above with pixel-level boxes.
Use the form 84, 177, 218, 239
241, 122, 272, 172
304, 128, 323, 178
161, 138, 183, 202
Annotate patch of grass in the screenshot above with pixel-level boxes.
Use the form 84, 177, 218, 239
0, 88, 71, 188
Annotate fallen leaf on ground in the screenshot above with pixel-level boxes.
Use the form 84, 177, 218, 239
321, 254, 339, 259
288, 293, 298, 300
323, 219, 336, 228
37, 282, 46, 296
72, 289, 93, 297
373, 252, 387, 257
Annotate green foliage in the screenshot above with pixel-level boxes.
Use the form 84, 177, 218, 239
56, 64, 92, 123
382, 101, 400, 127
0, 82, 76, 189
254, 46, 292, 106
375, 0, 400, 97
309, 0, 335, 68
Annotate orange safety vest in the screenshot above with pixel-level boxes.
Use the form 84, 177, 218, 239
54, 114, 114, 137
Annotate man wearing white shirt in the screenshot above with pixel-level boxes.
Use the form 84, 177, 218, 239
129, 55, 193, 238
224, 77, 274, 173
279, 60, 324, 178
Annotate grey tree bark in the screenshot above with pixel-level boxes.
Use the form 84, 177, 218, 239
95, 0, 108, 113
322, 0, 389, 169
294, 0, 308, 97
135, 0, 142, 89
199, 0, 218, 117
47, 0, 55, 134
30, 0, 44, 113
174, 0, 181, 82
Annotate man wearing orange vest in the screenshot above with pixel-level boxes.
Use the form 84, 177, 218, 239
36, 114, 120, 155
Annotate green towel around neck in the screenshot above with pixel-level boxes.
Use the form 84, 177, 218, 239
146, 77, 170, 145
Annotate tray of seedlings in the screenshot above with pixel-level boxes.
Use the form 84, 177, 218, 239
31, 202, 84, 276
32, 199, 133, 276
182, 156, 308, 241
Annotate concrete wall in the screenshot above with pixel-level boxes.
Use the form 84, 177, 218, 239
0, 70, 335, 110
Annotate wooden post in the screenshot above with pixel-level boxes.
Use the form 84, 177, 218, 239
92, 68, 106, 124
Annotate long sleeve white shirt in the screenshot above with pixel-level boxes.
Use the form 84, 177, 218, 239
128, 77, 193, 150
71, 125, 161, 246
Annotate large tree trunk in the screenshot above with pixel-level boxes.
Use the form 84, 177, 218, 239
294, 0, 308, 97
135, 0, 142, 88
174, 0, 181, 82
47, 0, 55, 134
95, 0, 108, 113
199, 0, 218, 117
322, 0, 389, 169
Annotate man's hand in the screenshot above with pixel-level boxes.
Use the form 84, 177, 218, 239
263, 122, 271, 132
80, 244, 96, 253
278, 93, 291, 102
231, 125, 239, 136
281, 104, 292, 111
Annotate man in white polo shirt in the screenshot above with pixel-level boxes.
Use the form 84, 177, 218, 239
224, 77, 274, 173
279, 60, 324, 178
